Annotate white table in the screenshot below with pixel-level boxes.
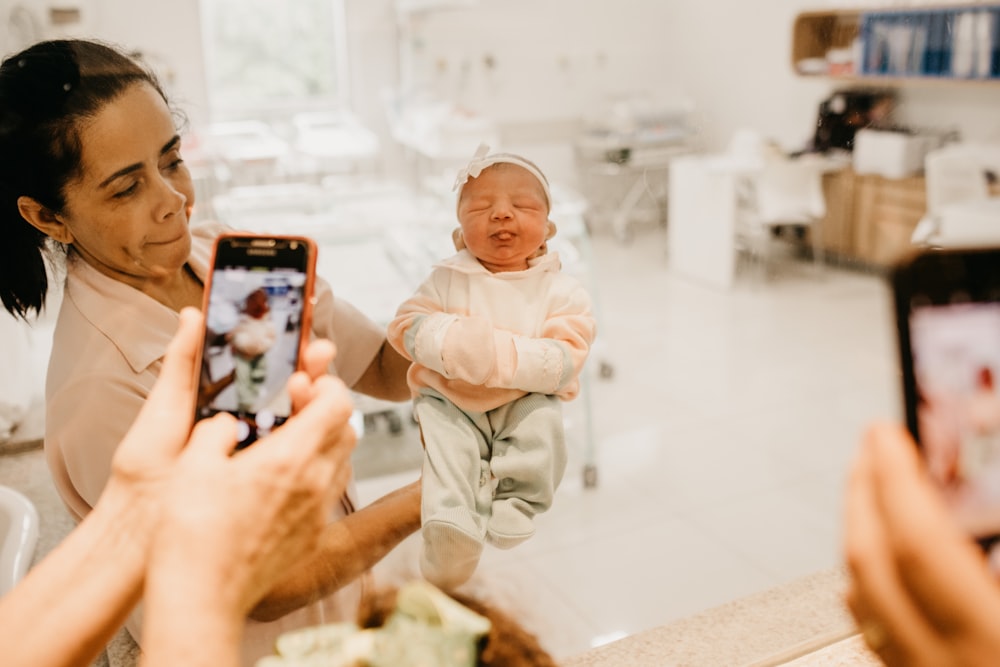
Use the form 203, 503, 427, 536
666, 154, 762, 289
666, 153, 850, 289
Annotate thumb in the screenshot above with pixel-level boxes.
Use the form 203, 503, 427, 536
124, 307, 204, 457
300, 338, 336, 380
149, 307, 203, 408
184, 413, 240, 460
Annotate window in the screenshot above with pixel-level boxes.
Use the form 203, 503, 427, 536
200, 0, 349, 121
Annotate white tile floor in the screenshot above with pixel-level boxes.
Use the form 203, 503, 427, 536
354, 225, 903, 661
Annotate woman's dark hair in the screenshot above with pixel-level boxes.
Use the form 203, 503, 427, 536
0, 39, 171, 319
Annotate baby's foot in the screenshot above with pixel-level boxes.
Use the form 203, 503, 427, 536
486, 499, 536, 549
420, 519, 483, 591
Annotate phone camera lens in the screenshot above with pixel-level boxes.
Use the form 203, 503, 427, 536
951, 291, 972, 304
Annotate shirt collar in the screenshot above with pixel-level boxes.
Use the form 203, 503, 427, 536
437, 248, 561, 274
63, 224, 214, 373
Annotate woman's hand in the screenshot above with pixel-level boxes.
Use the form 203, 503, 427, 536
104, 308, 346, 566
844, 423, 1000, 666
146, 370, 356, 615
138, 310, 358, 665
138, 308, 355, 614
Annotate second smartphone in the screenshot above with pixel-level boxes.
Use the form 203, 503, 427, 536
196, 234, 317, 449
893, 247, 1000, 554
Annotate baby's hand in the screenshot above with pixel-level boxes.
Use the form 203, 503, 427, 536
442, 315, 496, 385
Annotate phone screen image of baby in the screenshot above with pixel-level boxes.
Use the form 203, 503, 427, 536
201, 267, 306, 444
910, 302, 1000, 545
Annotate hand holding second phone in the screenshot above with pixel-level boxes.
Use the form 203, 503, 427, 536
844, 423, 1000, 666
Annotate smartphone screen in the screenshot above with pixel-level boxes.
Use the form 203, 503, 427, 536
895, 249, 1000, 553
197, 235, 315, 449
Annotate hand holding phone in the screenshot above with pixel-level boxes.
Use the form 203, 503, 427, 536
893, 247, 1000, 552
196, 234, 317, 449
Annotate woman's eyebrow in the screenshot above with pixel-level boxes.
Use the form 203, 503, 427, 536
98, 135, 182, 189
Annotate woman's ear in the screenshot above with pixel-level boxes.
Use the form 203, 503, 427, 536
17, 196, 74, 244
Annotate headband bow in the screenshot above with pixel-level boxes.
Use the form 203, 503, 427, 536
452, 142, 552, 210
452, 143, 493, 191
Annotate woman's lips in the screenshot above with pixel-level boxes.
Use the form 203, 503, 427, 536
148, 233, 186, 246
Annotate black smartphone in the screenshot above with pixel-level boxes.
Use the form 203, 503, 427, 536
196, 234, 317, 449
893, 247, 1000, 553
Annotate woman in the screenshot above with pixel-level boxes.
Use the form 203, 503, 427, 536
0, 39, 418, 665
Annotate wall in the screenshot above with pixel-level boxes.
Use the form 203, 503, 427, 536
404, 0, 835, 149
81, 0, 210, 128
63, 1, 1000, 180
654, 0, 834, 152
897, 85, 1000, 143
343, 0, 843, 187
343, 1, 400, 160
354, 0, 1000, 185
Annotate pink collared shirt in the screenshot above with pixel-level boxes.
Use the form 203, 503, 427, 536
42, 221, 383, 665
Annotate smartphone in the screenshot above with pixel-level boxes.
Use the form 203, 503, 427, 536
893, 247, 1000, 553
196, 234, 317, 449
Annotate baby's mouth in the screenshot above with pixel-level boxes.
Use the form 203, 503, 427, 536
492, 231, 514, 241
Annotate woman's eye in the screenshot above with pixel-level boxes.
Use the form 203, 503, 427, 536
162, 151, 185, 171
113, 182, 139, 199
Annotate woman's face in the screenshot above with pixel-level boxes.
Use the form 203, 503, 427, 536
57, 82, 195, 289
457, 164, 550, 273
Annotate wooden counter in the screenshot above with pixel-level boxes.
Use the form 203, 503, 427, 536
818, 168, 926, 269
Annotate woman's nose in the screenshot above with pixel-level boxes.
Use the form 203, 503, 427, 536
154, 176, 187, 221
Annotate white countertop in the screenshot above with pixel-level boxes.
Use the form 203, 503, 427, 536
563, 567, 878, 667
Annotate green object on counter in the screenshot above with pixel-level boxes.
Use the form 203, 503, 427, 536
257, 581, 491, 667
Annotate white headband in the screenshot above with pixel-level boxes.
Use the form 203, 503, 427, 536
453, 143, 551, 209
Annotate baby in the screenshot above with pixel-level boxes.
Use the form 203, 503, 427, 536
228, 287, 277, 413
388, 145, 596, 589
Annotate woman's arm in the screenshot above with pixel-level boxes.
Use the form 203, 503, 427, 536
350, 339, 412, 402
250, 480, 422, 622
0, 489, 148, 667
0, 307, 215, 667
0, 309, 357, 667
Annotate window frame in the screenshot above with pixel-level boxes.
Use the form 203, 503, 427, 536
199, 0, 351, 123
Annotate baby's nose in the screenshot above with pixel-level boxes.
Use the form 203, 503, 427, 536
491, 203, 513, 219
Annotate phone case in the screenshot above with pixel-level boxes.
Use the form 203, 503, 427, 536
195, 233, 318, 448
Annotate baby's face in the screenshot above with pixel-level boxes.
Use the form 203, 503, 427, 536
457, 164, 549, 273
245, 290, 270, 318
